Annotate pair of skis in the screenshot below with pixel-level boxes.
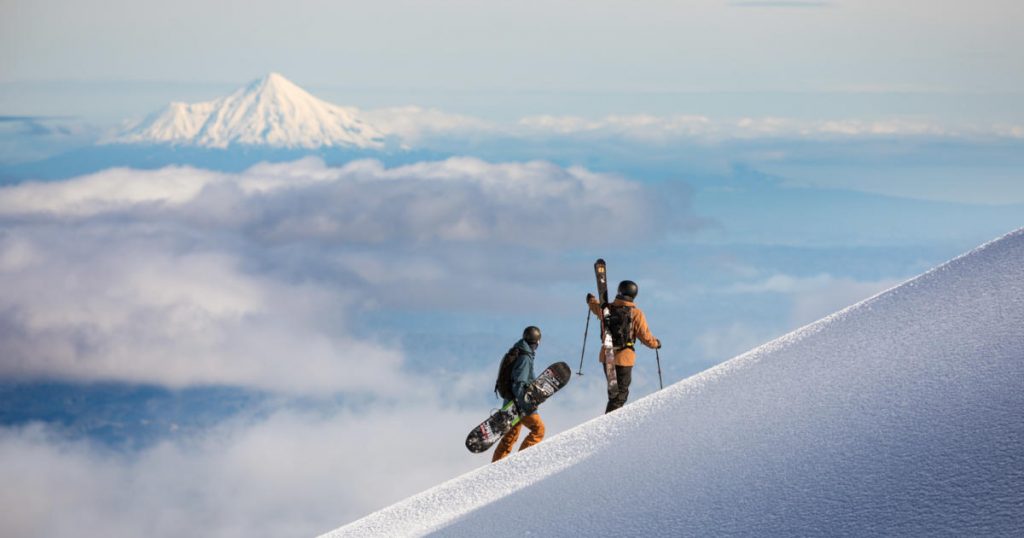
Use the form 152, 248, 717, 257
586, 259, 662, 395
593, 259, 620, 400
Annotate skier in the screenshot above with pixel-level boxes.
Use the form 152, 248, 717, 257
587, 280, 661, 413
492, 326, 546, 462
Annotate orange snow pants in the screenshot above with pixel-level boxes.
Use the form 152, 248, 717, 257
491, 413, 545, 462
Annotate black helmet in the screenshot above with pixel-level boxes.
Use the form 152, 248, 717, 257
523, 326, 542, 345
617, 280, 638, 300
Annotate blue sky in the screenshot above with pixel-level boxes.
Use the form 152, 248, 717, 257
2, 0, 1023, 122
3, 0, 1021, 93
1, 1, 1022, 537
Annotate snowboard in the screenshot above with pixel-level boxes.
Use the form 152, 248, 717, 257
465, 361, 572, 454
594, 259, 619, 399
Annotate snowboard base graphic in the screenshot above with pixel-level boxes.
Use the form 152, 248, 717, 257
465, 361, 572, 454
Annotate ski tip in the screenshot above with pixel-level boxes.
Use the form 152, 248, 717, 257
595, 258, 605, 265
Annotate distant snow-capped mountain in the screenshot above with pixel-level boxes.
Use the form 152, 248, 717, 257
113, 73, 386, 149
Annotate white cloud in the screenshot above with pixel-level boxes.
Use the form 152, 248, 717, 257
999, 124, 1024, 138
727, 273, 905, 326
362, 106, 497, 144
518, 114, 715, 140
788, 277, 903, 326
727, 273, 837, 294
520, 114, 723, 142
0, 372, 615, 538
0, 165, 222, 216
695, 322, 782, 362
515, 114, 992, 142
0, 157, 675, 392
0, 407, 478, 538
0, 227, 409, 394
0, 157, 655, 247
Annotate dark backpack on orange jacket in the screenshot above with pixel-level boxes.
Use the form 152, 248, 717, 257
607, 304, 634, 348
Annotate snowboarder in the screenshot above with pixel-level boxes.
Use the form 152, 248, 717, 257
587, 280, 661, 413
491, 326, 547, 462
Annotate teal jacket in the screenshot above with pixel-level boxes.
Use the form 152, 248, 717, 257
509, 338, 538, 415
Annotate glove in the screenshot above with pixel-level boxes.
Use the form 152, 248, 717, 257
655, 339, 662, 349
586, 293, 596, 304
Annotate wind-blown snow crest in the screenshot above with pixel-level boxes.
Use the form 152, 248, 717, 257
323, 227, 1024, 537
112, 73, 385, 149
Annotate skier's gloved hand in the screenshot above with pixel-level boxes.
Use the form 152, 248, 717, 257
655, 339, 662, 349
586, 293, 596, 304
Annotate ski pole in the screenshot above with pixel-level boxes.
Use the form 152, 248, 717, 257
655, 348, 663, 390
576, 309, 591, 376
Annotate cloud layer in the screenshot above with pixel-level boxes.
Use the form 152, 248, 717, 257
0, 157, 655, 246
0, 408, 478, 538
0, 373, 614, 538
516, 114, 1022, 142
0, 157, 670, 392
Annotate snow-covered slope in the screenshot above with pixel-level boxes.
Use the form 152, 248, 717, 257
323, 228, 1024, 537
113, 73, 385, 149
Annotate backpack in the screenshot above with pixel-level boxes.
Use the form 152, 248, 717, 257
606, 304, 634, 348
494, 346, 520, 400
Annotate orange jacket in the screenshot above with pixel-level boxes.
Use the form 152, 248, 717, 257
588, 296, 659, 367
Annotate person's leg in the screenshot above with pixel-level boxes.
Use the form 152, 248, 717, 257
605, 365, 632, 413
491, 422, 523, 462
517, 413, 546, 451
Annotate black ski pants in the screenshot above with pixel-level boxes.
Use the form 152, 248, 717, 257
605, 365, 632, 413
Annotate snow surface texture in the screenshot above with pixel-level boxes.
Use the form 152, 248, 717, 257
324, 228, 1024, 537
114, 73, 385, 149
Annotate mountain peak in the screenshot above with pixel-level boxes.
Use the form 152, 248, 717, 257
263, 71, 288, 83
112, 74, 386, 149
245, 72, 304, 96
